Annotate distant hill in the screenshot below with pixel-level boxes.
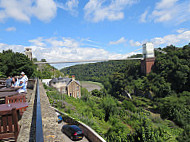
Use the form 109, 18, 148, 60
60, 54, 142, 82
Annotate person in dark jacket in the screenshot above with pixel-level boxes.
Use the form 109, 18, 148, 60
5, 76, 12, 88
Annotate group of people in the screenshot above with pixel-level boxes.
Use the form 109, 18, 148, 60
5, 72, 28, 93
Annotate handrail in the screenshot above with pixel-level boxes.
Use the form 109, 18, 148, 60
36, 78, 44, 142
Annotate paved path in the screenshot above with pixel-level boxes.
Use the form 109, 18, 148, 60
58, 122, 89, 142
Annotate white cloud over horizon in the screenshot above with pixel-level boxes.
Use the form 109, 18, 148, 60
0, 37, 135, 69
129, 29, 190, 47
0, 30, 189, 69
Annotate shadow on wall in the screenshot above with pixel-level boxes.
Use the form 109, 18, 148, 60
28, 79, 35, 89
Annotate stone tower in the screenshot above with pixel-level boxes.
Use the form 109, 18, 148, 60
141, 42, 155, 74
25, 47, 32, 61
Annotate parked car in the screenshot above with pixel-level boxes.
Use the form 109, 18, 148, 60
61, 125, 84, 140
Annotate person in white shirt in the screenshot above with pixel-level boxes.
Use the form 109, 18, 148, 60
20, 72, 28, 92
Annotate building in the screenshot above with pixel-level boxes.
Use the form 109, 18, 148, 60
25, 47, 32, 61
141, 42, 155, 75
50, 76, 81, 98
42, 79, 52, 86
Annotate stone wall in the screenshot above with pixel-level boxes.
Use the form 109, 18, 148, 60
39, 80, 63, 142
17, 80, 64, 142
17, 80, 37, 142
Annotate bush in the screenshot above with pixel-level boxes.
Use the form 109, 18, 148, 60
122, 100, 136, 112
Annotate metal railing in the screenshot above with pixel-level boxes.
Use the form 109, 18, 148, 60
36, 78, 44, 142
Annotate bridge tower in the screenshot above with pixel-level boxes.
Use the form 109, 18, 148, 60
141, 42, 155, 75
25, 47, 32, 61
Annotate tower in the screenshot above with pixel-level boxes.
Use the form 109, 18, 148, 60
25, 47, 32, 61
141, 42, 155, 75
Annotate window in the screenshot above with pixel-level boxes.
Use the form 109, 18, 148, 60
77, 86, 79, 91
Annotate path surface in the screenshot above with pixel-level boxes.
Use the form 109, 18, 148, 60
80, 81, 102, 92
58, 122, 89, 142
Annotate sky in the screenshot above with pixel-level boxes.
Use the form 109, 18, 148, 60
0, 0, 190, 69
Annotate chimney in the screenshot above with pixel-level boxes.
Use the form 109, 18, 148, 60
72, 75, 75, 80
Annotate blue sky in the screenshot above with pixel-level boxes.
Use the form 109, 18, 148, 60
0, 0, 190, 69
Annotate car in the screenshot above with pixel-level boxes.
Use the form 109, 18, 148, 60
61, 125, 84, 141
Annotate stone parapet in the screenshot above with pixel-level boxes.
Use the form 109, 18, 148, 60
17, 80, 37, 142
17, 80, 64, 142
39, 80, 63, 142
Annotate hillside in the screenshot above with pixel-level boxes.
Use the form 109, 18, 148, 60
56, 44, 190, 141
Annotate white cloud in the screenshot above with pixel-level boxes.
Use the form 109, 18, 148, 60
0, 0, 57, 22
156, 0, 178, 9
32, 0, 57, 22
29, 37, 46, 47
0, 36, 137, 69
5, 27, 16, 32
84, 0, 138, 22
45, 37, 80, 48
141, 0, 190, 24
109, 37, 126, 45
129, 29, 190, 47
57, 0, 79, 16
176, 28, 187, 33
129, 40, 141, 46
0, 43, 25, 53
140, 9, 148, 23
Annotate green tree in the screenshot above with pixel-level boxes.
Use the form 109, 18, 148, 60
100, 95, 117, 121
0, 50, 35, 77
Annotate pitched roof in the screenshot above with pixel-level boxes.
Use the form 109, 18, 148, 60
50, 77, 80, 86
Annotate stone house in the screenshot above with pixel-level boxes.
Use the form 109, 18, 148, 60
50, 76, 81, 98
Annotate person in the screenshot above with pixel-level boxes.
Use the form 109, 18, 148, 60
20, 72, 28, 91
11, 77, 15, 87
5, 76, 12, 88
14, 76, 20, 87
16, 79, 26, 93
20, 72, 28, 84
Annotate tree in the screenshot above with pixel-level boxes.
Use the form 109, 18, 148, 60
109, 72, 126, 97
32, 58, 38, 62
0, 50, 35, 77
41, 59, 46, 62
100, 95, 117, 121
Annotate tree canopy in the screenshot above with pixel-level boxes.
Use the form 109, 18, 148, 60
0, 50, 35, 77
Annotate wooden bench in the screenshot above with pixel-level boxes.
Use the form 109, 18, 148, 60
5, 94, 26, 104
5, 95, 27, 116
0, 108, 19, 141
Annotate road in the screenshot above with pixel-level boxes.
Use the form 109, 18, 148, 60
58, 121, 89, 142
